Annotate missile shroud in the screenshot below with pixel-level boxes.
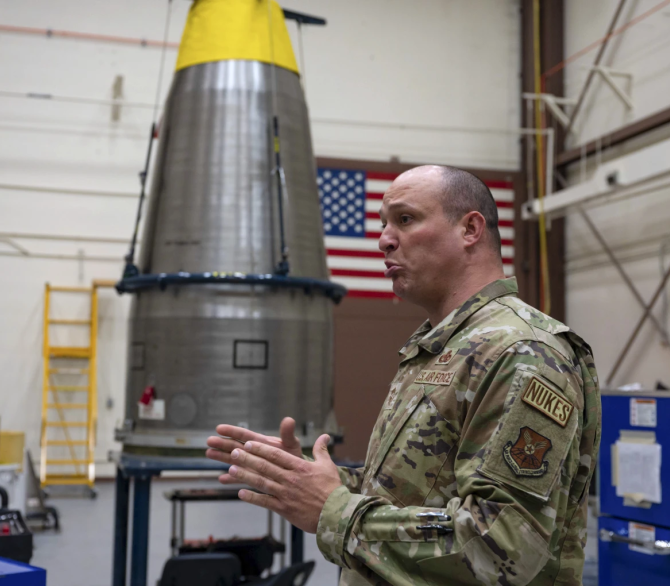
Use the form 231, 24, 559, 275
117, 0, 343, 455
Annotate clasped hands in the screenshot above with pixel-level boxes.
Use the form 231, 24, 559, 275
206, 417, 342, 534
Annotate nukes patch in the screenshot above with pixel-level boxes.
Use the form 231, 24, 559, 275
522, 376, 573, 427
503, 427, 552, 477
415, 370, 454, 386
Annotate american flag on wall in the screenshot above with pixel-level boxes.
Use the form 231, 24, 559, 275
317, 168, 515, 299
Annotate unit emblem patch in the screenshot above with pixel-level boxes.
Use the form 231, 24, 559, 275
521, 376, 573, 427
503, 427, 552, 477
414, 370, 454, 386
437, 350, 453, 365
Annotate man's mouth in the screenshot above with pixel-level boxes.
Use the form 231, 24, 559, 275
384, 262, 401, 278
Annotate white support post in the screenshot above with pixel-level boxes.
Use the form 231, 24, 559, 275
522, 93, 577, 132
523, 137, 670, 220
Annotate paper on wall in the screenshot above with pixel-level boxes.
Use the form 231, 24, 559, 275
616, 441, 662, 504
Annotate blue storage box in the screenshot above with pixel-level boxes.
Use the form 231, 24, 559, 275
0, 557, 46, 586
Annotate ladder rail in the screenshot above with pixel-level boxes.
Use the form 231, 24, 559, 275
87, 285, 99, 483
39, 284, 51, 485
40, 282, 99, 489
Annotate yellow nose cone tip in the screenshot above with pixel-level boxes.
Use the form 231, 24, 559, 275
176, 0, 299, 75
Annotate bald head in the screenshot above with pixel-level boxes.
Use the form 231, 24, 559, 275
395, 165, 502, 255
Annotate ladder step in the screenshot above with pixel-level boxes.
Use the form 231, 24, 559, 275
48, 403, 88, 410
48, 368, 89, 375
49, 385, 89, 392
46, 422, 88, 427
48, 319, 92, 326
49, 346, 91, 358
46, 440, 88, 446
48, 286, 91, 293
43, 475, 91, 486
47, 459, 89, 466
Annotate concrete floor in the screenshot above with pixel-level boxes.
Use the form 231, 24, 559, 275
30, 479, 599, 586
31, 478, 339, 586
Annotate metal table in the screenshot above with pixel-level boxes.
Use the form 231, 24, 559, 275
111, 453, 304, 586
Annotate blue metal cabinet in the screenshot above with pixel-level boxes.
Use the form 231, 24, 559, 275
600, 392, 670, 527
599, 391, 670, 585
598, 517, 670, 585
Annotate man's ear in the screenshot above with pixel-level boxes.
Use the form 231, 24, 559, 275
462, 211, 487, 249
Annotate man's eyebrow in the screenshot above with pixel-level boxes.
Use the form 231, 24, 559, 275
385, 201, 421, 213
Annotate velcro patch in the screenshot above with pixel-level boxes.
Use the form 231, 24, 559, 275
503, 427, 552, 477
414, 370, 454, 386
522, 376, 573, 427
437, 350, 453, 365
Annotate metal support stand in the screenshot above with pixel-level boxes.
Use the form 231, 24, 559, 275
130, 476, 151, 586
111, 454, 306, 586
291, 524, 304, 565
112, 470, 130, 586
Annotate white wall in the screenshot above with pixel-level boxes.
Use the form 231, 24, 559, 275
563, 0, 670, 388
0, 0, 521, 474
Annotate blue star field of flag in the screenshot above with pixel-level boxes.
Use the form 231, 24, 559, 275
317, 168, 367, 238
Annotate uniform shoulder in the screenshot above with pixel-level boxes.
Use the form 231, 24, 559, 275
455, 297, 536, 354
495, 296, 569, 335
456, 296, 577, 365
494, 296, 577, 362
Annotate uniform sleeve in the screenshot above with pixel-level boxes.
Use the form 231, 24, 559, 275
317, 342, 583, 586
303, 456, 364, 493
337, 466, 365, 493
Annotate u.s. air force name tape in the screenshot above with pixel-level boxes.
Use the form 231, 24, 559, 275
414, 370, 454, 386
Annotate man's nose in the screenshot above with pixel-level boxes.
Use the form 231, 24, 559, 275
378, 226, 397, 253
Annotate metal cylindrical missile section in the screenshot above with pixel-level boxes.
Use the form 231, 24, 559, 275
118, 57, 339, 455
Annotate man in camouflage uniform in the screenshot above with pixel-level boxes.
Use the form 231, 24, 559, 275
207, 165, 601, 585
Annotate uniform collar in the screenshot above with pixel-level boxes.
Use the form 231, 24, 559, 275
399, 277, 518, 361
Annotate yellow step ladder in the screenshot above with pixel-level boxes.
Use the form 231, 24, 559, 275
39, 281, 114, 492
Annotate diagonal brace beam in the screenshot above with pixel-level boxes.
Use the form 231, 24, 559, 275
606, 261, 670, 386
591, 66, 633, 110
579, 208, 668, 341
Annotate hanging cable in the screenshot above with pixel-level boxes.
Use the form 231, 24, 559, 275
267, 0, 290, 275
296, 21, 307, 92
122, 0, 173, 278
152, 0, 174, 124
123, 123, 157, 277
533, 0, 551, 315
542, 0, 670, 81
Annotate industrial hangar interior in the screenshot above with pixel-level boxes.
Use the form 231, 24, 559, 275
0, 1, 669, 585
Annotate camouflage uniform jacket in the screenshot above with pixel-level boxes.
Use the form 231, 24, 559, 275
317, 278, 601, 586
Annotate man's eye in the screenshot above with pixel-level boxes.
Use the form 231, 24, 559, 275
380, 223, 387, 229
400, 215, 412, 224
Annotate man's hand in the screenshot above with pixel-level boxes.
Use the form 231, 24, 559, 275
206, 417, 303, 465
211, 434, 342, 534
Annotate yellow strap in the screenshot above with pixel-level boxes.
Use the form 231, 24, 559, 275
176, 0, 299, 74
